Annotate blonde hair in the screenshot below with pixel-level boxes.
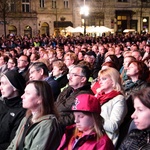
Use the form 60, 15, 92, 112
98, 67, 124, 94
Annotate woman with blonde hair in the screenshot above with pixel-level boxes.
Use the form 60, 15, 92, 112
96, 67, 127, 146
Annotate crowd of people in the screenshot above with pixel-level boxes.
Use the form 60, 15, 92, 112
0, 32, 150, 149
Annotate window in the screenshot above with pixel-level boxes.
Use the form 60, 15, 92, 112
9, 0, 16, 12
40, 0, 45, 8
64, 0, 69, 8
52, 0, 56, 8
22, 0, 30, 12
118, 0, 127, 2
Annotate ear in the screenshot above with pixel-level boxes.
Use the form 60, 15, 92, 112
80, 76, 86, 83
39, 68, 44, 75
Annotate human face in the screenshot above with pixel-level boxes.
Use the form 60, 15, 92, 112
17, 56, 28, 69
131, 97, 150, 130
132, 52, 142, 61
0, 76, 16, 99
74, 112, 94, 134
68, 67, 85, 90
64, 56, 74, 67
21, 83, 42, 112
126, 63, 139, 77
29, 67, 42, 80
123, 57, 132, 70
98, 75, 114, 93
7, 59, 15, 69
52, 66, 62, 77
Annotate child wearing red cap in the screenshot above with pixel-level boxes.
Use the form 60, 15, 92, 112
57, 94, 114, 150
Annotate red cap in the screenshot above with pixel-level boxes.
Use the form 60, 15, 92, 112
72, 94, 101, 113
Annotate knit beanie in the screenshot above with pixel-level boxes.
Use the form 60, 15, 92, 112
3, 70, 26, 95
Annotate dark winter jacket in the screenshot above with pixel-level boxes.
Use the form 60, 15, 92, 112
0, 96, 26, 150
55, 83, 93, 130
119, 129, 150, 150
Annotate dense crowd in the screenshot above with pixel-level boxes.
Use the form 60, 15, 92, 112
0, 32, 150, 149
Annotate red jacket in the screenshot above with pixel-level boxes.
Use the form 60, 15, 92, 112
57, 125, 115, 150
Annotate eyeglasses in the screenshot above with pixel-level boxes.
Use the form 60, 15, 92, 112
68, 73, 84, 78
17, 59, 27, 62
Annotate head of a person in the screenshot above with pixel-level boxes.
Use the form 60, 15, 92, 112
72, 94, 104, 139
64, 52, 77, 67
104, 54, 119, 70
21, 80, 59, 119
123, 56, 136, 70
0, 54, 9, 66
17, 55, 30, 69
78, 51, 86, 61
101, 61, 118, 70
131, 86, 150, 130
29, 62, 49, 81
98, 67, 123, 94
127, 60, 149, 81
0, 70, 26, 99
30, 53, 40, 62
7, 57, 17, 70
68, 65, 90, 90
84, 51, 96, 64
132, 50, 142, 61
52, 60, 68, 78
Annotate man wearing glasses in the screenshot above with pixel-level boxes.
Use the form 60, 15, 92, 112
55, 65, 93, 131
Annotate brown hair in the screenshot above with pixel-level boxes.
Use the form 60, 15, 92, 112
26, 80, 59, 118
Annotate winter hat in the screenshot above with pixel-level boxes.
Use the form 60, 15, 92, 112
3, 70, 26, 95
72, 94, 101, 113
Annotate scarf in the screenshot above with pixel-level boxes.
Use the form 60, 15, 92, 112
97, 90, 121, 105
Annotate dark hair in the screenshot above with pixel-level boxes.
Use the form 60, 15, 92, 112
102, 61, 118, 70
132, 85, 150, 109
26, 80, 59, 118
29, 62, 49, 76
74, 64, 91, 82
105, 54, 119, 70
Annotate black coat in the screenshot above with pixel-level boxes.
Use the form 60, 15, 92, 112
119, 129, 150, 150
0, 97, 26, 150
55, 83, 93, 131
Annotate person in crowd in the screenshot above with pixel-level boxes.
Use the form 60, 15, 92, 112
96, 67, 127, 146
29, 62, 60, 100
7, 80, 62, 150
51, 60, 69, 90
117, 60, 150, 148
115, 45, 124, 70
93, 45, 107, 79
120, 56, 136, 83
77, 51, 86, 63
64, 52, 78, 72
17, 54, 30, 81
0, 54, 9, 77
104, 54, 120, 71
119, 86, 150, 149
57, 94, 115, 150
0, 70, 26, 150
131, 50, 143, 61
7, 57, 18, 71
56, 48, 64, 60
55, 65, 93, 131
30, 52, 40, 62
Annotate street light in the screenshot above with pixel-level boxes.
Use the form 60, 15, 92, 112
80, 2, 89, 35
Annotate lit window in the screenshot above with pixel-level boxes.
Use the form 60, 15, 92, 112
64, 0, 69, 8
40, 0, 45, 8
22, 0, 30, 12
52, 0, 56, 8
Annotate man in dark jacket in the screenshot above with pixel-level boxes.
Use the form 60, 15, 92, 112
55, 65, 93, 131
0, 70, 26, 150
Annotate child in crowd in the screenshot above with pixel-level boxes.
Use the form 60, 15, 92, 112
57, 94, 114, 150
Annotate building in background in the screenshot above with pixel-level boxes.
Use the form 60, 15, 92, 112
0, 0, 149, 37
